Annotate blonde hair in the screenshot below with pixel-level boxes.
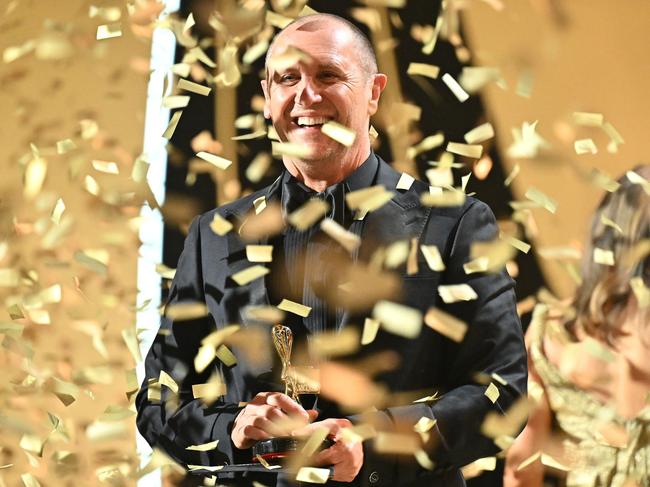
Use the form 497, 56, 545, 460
570, 165, 650, 344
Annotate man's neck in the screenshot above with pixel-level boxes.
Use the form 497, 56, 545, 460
282, 146, 371, 192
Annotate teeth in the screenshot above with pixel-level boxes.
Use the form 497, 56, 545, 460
297, 117, 330, 127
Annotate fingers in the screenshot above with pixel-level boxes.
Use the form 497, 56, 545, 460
266, 392, 310, 419
307, 409, 319, 422
311, 441, 363, 482
241, 425, 273, 442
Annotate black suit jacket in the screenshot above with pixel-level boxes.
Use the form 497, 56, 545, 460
136, 157, 527, 486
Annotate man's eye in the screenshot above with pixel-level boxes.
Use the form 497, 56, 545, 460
319, 72, 338, 80
280, 74, 298, 83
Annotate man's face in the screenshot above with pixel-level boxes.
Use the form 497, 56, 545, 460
261, 21, 385, 164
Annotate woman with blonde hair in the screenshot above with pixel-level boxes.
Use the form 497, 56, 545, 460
504, 165, 650, 487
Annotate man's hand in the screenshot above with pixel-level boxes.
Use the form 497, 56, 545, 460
292, 418, 363, 483
231, 392, 318, 449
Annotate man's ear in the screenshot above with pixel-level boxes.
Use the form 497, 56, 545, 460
261, 79, 271, 120
367, 73, 387, 116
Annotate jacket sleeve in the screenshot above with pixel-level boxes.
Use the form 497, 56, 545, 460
135, 214, 244, 468
355, 200, 528, 486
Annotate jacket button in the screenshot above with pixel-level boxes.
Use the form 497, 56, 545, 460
368, 471, 380, 484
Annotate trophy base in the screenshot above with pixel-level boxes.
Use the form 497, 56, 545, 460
252, 436, 335, 463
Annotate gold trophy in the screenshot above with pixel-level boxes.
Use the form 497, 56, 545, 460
252, 324, 326, 463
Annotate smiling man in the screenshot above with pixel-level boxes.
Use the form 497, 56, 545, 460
136, 13, 527, 487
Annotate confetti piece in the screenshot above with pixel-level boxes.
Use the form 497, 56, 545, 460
295, 467, 329, 483
47, 377, 79, 406
320, 218, 361, 253
178, 78, 211, 96
24, 155, 47, 199
186, 440, 219, 451
278, 299, 311, 317
272, 141, 313, 159
414, 449, 435, 470
424, 308, 467, 342
253, 196, 267, 215
374, 432, 420, 454
288, 199, 329, 231
459, 66, 502, 93
300, 427, 330, 457
504, 163, 520, 187
21, 473, 41, 487
122, 327, 142, 363
189, 46, 217, 68
481, 397, 530, 439
256, 454, 282, 470
462, 457, 497, 479
210, 213, 232, 236
243, 39, 269, 65
484, 383, 500, 403
187, 464, 224, 472
165, 302, 208, 320
464, 123, 495, 144
361, 317, 380, 345
310, 328, 360, 357
56, 138, 76, 154
504, 235, 531, 253
265, 10, 293, 28
572, 112, 604, 127
216, 344, 237, 366
396, 173, 415, 190
593, 248, 614, 265
421, 189, 466, 207
196, 151, 232, 170
231, 265, 269, 286
602, 121, 624, 145
407, 62, 440, 79
540, 453, 570, 471
162, 110, 183, 139
96, 23, 122, 40
194, 345, 216, 373
574, 138, 598, 155
345, 185, 394, 213
163, 95, 190, 109
321, 121, 356, 147
627, 170, 650, 194
243, 305, 285, 323
515, 69, 533, 98
50, 198, 66, 224
447, 142, 483, 159
268, 46, 312, 72
92, 160, 119, 174
406, 133, 444, 159
246, 245, 273, 263
183, 12, 195, 32
438, 284, 478, 303
159, 370, 178, 394
516, 451, 541, 471
232, 130, 267, 141
421, 245, 445, 271
441, 73, 469, 102
246, 153, 272, 182
0, 268, 20, 287
525, 187, 557, 213
373, 300, 422, 339
630, 276, 650, 308
601, 215, 623, 234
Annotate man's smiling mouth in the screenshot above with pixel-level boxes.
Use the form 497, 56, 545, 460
294, 116, 332, 127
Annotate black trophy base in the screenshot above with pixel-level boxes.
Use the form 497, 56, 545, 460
252, 436, 335, 463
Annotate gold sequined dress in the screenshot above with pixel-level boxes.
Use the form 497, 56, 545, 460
528, 306, 650, 487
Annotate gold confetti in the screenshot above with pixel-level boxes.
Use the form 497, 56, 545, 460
361, 317, 380, 345
407, 62, 440, 79
0, 268, 20, 287
231, 265, 269, 286
320, 219, 361, 253
464, 123, 495, 144
288, 199, 329, 231
187, 464, 224, 472
265, 10, 293, 28
515, 69, 534, 98
421, 245, 445, 271
459, 66, 502, 93
24, 155, 47, 199
50, 198, 66, 224
162, 95, 190, 109
216, 344, 237, 366
96, 23, 122, 40
630, 277, 649, 308
424, 308, 467, 342
210, 213, 232, 236
122, 327, 142, 363
421, 189, 466, 207
183, 12, 195, 32
159, 370, 179, 394
165, 302, 208, 320
162, 110, 183, 139
256, 454, 282, 470
310, 328, 360, 358
438, 284, 478, 303
243, 39, 269, 65
441, 73, 470, 102
525, 187, 557, 213
92, 159, 119, 174
346, 185, 394, 213
194, 345, 216, 373
295, 466, 328, 483
253, 196, 267, 215
414, 449, 435, 470
196, 151, 232, 170
375, 432, 420, 454
574, 138, 598, 155
396, 173, 415, 190
178, 78, 211, 96
540, 453, 570, 471
406, 133, 444, 159
593, 247, 615, 265
372, 300, 422, 339
243, 305, 285, 323
189, 46, 217, 68
504, 163, 520, 187
245, 153, 272, 182
601, 214, 623, 234
272, 141, 313, 159
21, 473, 42, 487
447, 142, 483, 159
572, 112, 604, 127
56, 138, 76, 154
186, 440, 219, 451
484, 383, 500, 403
627, 170, 650, 194
246, 245, 273, 263
516, 451, 541, 471
321, 121, 356, 147
278, 299, 311, 318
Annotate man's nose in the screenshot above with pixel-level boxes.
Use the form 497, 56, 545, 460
295, 77, 322, 105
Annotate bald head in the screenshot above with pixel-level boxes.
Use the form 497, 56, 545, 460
265, 14, 378, 78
